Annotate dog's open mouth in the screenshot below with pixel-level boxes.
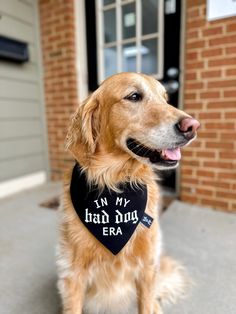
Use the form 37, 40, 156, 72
126, 138, 182, 167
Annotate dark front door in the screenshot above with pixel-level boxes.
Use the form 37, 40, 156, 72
85, 0, 182, 193
159, 0, 182, 191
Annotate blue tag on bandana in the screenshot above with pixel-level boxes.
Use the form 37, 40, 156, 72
70, 163, 152, 255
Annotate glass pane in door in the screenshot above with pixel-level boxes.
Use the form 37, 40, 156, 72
104, 46, 117, 77
141, 38, 158, 74
122, 42, 137, 72
104, 9, 116, 43
142, 0, 159, 35
103, 0, 115, 5
122, 3, 136, 39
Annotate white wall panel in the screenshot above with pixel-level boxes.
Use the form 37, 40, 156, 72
0, 0, 48, 182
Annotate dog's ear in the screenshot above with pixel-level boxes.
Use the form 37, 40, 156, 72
80, 93, 100, 153
66, 93, 100, 154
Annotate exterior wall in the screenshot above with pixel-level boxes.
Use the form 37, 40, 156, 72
39, 0, 236, 212
39, 0, 77, 180
181, 0, 236, 212
0, 0, 48, 183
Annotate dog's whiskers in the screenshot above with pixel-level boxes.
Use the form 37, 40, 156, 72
128, 139, 154, 157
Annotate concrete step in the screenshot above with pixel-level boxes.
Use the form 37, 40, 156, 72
0, 184, 235, 314
0, 182, 61, 314
161, 200, 236, 314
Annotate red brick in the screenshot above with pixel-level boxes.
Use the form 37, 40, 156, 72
203, 161, 234, 169
198, 112, 221, 119
202, 26, 223, 37
227, 23, 236, 32
181, 194, 199, 203
187, 41, 206, 50
185, 91, 197, 100
200, 90, 221, 98
201, 69, 222, 78
224, 90, 236, 97
187, 30, 200, 39
216, 191, 236, 199
207, 101, 236, 109
201, 48, 223, 58
206, 142, 234, 149
198, 131, 217, 138
182, 177, 199, 185
200, 199, 229, 210
185, 73, 197, 81
226, 68, 236, 76
208, 57, 236, 67
184, 102, 203, 110
182, 187, 192, 193
217, 172, 236, 180
207, 80, 236, 88
196, 151, 216, 158
181, 160, 200, 167
225, 46, 236, 54
187, 0, 205, 7
181, 168, 193, 175
201, 180, 231, 189
186, 140, 202, 148
185, 82, 204, 90
188, 7, 200, 18
225, 112, 236, 118
220, 133, 236, 141
197, 170, 216, 177
209, 35, 236, 46
187, 20, 206, 29
196, 188, 213, 196
204, 122, 235, 129
186, 51, 198, 60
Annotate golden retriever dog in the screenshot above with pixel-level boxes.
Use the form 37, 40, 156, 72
57, 72, 200, 314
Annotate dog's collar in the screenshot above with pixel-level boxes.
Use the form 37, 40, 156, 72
70, 163, 153, 255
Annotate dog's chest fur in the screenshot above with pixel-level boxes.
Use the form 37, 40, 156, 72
81, 224, 160, 314
84, 254, 141, 313
58, 169, 161, 313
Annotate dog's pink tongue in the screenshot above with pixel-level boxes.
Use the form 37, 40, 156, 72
162, 148, 181, 161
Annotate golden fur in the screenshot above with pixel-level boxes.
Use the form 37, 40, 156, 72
57, 73, 194, 314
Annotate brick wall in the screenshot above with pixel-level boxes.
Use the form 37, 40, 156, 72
39, 0, 77, 180
181, 1, 236, 212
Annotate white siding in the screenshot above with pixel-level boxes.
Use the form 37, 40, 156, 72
0, 0, 48, 182
0, 155, 45, 182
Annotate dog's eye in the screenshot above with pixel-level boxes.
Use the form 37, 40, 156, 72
125, 92, 142, 102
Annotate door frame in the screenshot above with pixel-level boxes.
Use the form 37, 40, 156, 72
176, 0, 186, 196
75, 0, 187, 196
74, 0, 89, 102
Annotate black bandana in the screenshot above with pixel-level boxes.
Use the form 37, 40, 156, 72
70, 163, 153, 255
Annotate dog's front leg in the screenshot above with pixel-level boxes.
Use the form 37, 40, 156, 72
136, 266, 159, 314
59, 269, 87, 314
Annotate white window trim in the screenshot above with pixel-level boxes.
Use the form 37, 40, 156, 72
74, 0, 88, 102
96, 0, 164, 83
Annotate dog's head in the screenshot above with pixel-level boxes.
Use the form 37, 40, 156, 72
66, 73, 199, 170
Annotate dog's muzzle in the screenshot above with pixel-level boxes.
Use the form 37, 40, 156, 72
126, 138, 179, 166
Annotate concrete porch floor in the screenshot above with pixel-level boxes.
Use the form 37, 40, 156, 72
0, 183, 235, 314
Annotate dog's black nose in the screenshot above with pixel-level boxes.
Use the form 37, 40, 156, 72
176, 117, 200, 140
